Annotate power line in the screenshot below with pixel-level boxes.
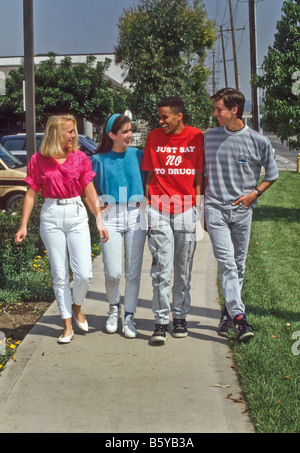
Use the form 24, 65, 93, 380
229, 0, 239, 90
249, 0, 259, 130
209, 0, 245, 93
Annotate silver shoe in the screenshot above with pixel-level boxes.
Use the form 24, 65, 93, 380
122, 315, 137, 338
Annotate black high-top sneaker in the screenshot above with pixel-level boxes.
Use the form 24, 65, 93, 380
173, 318, 188, 338
217, 305, 233, 337
233, 313, 254, 343
151, 323, 168, 343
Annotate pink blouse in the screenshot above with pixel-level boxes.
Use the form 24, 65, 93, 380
25, 151, 96, 199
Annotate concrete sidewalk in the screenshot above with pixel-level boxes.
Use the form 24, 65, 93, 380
275, 154, 297, 172
0, 232, 254, 433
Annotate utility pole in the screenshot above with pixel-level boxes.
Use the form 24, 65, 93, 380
220, 25, 228, 87
211, 50, 220, 94
228, 0, 239, 91
212, 50, 216, 94
249, 0, 259, 131
23, 0, 36, 163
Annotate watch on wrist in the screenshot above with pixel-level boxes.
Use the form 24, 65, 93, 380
255, 188, 262, 197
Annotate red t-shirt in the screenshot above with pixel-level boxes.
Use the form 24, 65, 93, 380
141, 125, 204, 214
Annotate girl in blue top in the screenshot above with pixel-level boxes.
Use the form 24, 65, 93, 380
91, 114, 146, 338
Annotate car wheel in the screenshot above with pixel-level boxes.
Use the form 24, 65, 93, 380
5, 193, 24, 210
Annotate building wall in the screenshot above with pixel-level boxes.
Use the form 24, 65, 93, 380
0, 54, 126, 138
0, 54, 124, 86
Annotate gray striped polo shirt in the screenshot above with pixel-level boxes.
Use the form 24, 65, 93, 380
204, 125, 279, 209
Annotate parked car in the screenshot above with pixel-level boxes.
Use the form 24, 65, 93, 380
0, 144, 27, 210
0, 133, 98, 164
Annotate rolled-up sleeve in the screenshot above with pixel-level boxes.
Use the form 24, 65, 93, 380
24, 154, 42, 193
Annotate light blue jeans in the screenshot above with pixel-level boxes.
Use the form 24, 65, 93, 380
100, 204, 146, 313
205, 204, 253, 319
147, 206, 197, 324
40, 197, 93, 320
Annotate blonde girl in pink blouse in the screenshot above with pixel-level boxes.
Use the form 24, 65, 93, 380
15, 115, 108, 344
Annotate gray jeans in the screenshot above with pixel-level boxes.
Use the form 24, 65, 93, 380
205, 204, 253, 319
147, 206, 197, 324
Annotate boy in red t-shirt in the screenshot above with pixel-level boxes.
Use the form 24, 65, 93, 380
141, 96, 204, 343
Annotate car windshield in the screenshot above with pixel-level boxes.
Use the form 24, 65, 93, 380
79, 136, 97, 151
80, 135, 97, 147
0, 144, 24, 168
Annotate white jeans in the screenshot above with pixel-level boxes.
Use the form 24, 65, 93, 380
100, 204, 146, 313
40, 197, 93, 319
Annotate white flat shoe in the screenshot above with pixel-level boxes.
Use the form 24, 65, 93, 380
72, 311, 89, 332
57, 330, 75, 344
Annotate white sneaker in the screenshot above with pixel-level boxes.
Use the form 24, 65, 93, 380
122, 315, 137, 339
105, 304, 120, 334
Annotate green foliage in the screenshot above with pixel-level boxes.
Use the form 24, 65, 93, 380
252, 0, 300, 150
0, 337, 19, 371
0, 198, 54, 304
0, 195, 102, 306
115, 0, 216, 129
226, 172, 300, 433
0, 54, 129, 130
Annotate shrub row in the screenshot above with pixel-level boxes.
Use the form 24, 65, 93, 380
0, 196, 101, 306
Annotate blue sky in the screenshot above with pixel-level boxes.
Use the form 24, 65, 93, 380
0, 0, 285, 99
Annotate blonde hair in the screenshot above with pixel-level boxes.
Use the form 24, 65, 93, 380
40, 114, 79, 158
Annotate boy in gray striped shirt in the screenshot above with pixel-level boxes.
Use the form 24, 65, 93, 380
204, 88, 278, 342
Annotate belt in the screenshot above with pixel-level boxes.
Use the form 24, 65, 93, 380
44, 197, 81, 205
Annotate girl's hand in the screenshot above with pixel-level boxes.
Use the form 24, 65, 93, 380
15, 226, 27, 243
98, 226, 109, 243
96, 213, 109, 243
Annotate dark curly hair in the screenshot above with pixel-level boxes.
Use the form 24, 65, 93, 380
157, 96, 187, 121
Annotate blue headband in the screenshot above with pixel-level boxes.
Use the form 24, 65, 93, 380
106, 114, 121, 135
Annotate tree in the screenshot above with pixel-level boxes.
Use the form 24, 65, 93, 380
0, 54, 129, 132
115, 0, 216, 129
252, 0, 300, 150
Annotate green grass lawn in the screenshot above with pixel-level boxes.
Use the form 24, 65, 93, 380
227, 171, 300, 433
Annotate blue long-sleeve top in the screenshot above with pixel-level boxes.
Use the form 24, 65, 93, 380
91, 147, 145, 205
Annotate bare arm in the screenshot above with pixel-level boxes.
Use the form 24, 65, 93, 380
15, 188, 38, 243
232, 179, 277, 208
194, 172, 204, 203
83, 182, 109, 243
144, 171, 154, 204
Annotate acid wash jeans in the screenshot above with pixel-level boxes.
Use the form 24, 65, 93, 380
205, 204, 253, 320
100, 204, 147, 314
40, 197, 93, 320
147, 205, 197, 325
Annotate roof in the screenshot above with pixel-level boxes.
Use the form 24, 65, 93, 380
0, 54, 126, 89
